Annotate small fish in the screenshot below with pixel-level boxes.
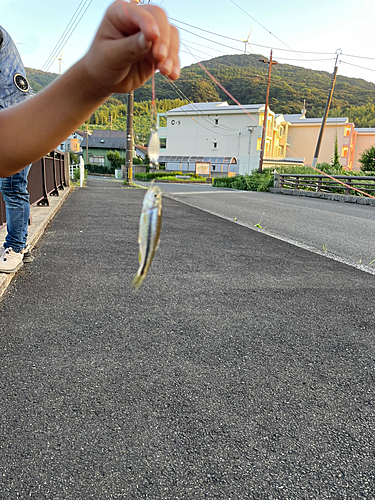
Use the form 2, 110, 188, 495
148, 126, 160, 167
131, 181, 162, 290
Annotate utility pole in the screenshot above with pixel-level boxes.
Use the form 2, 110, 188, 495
124, 91, 134, 181
258, 50, 278, 173
123, 0, 150, 182
85, 126, 89, 164
312, 50, 341, 168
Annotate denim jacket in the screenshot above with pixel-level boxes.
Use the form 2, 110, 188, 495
0, 25, 34, 109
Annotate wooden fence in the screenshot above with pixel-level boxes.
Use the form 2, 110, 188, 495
274, 173, 375, 197
0, 150, 69, 230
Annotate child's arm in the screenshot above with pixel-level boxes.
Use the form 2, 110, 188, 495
0, 0, 180, 177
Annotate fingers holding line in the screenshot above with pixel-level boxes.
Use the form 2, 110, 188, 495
116, 0, 180, 79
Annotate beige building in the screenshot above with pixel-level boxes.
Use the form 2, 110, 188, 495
158, 102, 299, 174
352, 128, 375, 171
283, 114, 357, 170
157, 102, 360, 173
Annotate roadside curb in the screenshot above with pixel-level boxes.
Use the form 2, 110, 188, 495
270, 187, 375, 206
0, 185, 73, 300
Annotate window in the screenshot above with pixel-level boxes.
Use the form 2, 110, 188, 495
344, 126, 351, 137
213, 141, 218, 150
258, 113, 264, 127
160, 138, 166, 149
279, 126, 284, 138
341, 147, 348, 158
89, 155, 105, 165
214, 118, 219, 126
257, 138, 262, 151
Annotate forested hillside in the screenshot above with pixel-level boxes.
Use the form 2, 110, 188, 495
26, 68, 58, 93
25, 53, 375, 141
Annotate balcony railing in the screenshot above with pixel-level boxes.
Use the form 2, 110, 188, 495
0, 150, 69, 230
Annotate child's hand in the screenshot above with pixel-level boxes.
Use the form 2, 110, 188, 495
83, 0, 180, 96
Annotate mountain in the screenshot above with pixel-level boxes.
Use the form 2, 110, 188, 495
25, 68, 58, 93
143, 54, 375, 120
26, 53, 375, 127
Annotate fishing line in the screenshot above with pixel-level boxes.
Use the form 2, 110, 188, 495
182, 43, 258, 126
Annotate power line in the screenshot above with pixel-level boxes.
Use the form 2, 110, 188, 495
42, 0, 88, 71
172, 17, 337, 56
176, 25, 244, 54
341, 52, 375, 61
43, 0, 93, 73
162, 76, 254, 133
170, 17, 243, 42
275, 56, 336, 63
182, 38, 229, 56
228, 0, 303, 59
340, 59, 375, 73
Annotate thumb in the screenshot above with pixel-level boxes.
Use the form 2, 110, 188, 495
106, 31, 154, 70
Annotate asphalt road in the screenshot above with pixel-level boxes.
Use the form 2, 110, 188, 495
150, 182, 375, 272
1, 178, 375, 499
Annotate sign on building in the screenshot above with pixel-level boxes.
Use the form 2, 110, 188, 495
196, 162, 210, 176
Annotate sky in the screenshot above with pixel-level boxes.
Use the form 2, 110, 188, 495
1, 0, 375, 98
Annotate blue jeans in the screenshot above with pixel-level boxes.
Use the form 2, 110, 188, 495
0, 165, 31, 253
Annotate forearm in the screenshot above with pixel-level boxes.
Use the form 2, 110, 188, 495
0, 58, 110, 177
0, 1, 180, 178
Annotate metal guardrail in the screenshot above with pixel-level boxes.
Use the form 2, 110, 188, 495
274, 173, 375, 196
0, 150, 69, 230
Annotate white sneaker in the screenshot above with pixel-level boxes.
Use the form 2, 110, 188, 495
0, 247, 24, 273
22, 243, 34, 263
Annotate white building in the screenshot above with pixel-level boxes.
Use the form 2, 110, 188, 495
58, 130, 85, 154
157, 101, 303, 175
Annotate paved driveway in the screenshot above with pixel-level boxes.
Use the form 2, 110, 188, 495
150, 182, 375, 272
0, 178, 374, 499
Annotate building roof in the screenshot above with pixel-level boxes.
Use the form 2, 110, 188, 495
167, 102, 265, 115
81, 129, 126, 149
355, 128, 375, 134
283, 114, 348, 124
159, 155, 237, 164
135, 144, 148, 159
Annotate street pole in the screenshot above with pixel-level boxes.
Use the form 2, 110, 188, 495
258, 50, 278, 173
122, 0, 148, 181
124, 91, 134, 181
312, 50, 341, 168
85, 126, 89, 164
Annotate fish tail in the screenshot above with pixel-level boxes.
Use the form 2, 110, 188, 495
131, 270, 146, 291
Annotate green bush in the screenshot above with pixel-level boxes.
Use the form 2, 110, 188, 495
73, 168, 88, 182
212, 170, 274, 192
134, 171, 204, 181
85, 163, 115, 175
212, 177, 234, 188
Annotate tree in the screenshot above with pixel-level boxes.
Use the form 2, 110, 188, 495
330, 134, 342, 173
359, 145, 375, 172
106, 150, 123, 170
69, 152, 79, 164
